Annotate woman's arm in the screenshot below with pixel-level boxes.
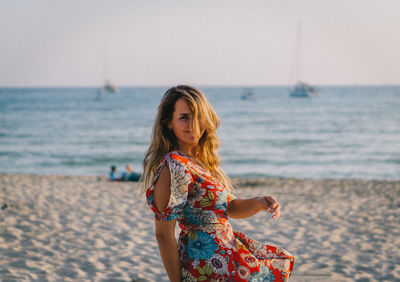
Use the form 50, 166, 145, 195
226, 196, 280, 220
155, 220, 181, 282
153, 165, 181, 281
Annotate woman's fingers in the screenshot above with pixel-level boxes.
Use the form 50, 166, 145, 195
265, 196, 280, 220
272, 207, 280, 220
257, 196, 281, 220
266, 196, 279, 210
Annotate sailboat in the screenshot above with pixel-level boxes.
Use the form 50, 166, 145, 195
241, 88, 255, 100
289, 22, 317, 98
102, 79, 119, 93
100, 43, 119, 94
290, 82, 316, 97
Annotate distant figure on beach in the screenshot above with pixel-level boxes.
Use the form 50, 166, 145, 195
109, 165, 141, 182
125, 164, 141, 182
109, 165, 120, 181
142, 85, 294, 281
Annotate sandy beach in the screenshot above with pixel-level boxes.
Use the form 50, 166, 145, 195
1, 174, 399, 281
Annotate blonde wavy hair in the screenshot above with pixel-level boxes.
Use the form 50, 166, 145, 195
142, 85, 231, 192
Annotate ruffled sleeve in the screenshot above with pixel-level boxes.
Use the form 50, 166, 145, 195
146, 153, 192, 221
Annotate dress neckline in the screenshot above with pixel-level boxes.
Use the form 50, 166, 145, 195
172, 151, 208, 174
171, 151, 225, 190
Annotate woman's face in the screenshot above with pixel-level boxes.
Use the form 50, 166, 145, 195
168, 98, 204, 150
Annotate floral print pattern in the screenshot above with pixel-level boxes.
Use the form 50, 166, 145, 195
146, 152, 294, 281
187, 231, 218, 260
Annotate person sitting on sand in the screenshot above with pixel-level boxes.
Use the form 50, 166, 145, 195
109, 165, 118, 181
109, 165, 141, 182
109, 165, 125, 181
125, 164, 141, 182
142, 85, 294, 281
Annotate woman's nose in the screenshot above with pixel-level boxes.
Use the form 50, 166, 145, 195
185, 119, 192, 130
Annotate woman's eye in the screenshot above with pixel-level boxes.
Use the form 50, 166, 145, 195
180, 116, 189, 120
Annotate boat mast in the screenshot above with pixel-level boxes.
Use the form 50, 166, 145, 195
103, 40, 108, 85
295, 21, 302, 84
288, 21, 302, 86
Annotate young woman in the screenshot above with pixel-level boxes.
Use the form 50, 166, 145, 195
143, 85, 294, 281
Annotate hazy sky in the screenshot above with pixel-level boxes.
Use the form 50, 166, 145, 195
1, 0, 399, 86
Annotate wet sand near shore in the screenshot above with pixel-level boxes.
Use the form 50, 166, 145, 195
1, 174, 399, 281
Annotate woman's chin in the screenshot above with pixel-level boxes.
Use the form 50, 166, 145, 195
183, 139, 199, 147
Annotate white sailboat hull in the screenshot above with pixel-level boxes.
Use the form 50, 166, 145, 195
290, 82, 317, 97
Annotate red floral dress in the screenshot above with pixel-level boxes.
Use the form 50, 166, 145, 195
146, 152, 294, 281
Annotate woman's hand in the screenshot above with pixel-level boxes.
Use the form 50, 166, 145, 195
227, 196, 281, 220
256, 196, 280, 221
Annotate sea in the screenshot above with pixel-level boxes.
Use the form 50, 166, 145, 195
0, 86, 399, 180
